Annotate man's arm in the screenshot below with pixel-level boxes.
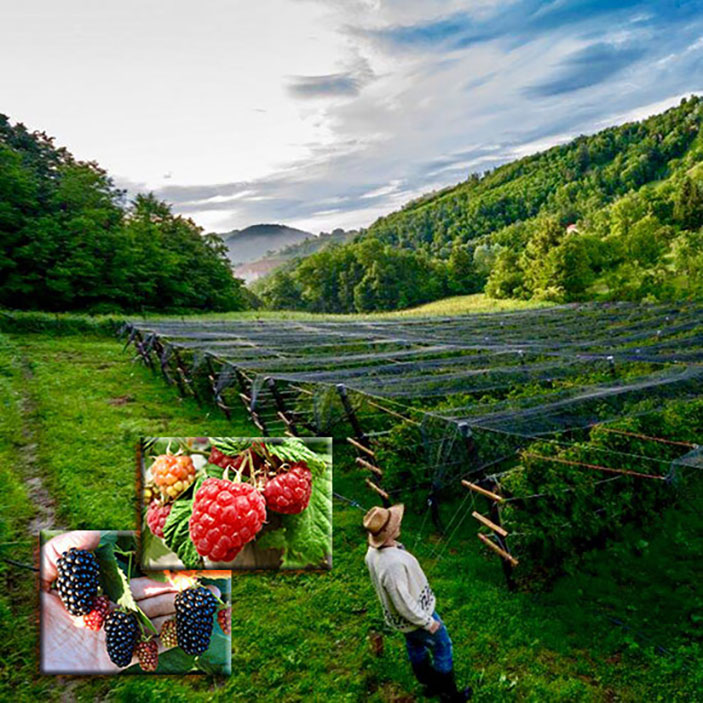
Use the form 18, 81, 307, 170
382, 565, 435, 631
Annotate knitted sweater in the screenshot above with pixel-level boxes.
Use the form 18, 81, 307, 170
365, 543, 436, 633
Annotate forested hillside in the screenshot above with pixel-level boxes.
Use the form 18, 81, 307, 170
0, 116, 248, 313
257, 96, 703, 312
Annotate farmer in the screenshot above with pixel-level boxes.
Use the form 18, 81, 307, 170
364, 504, 472, 702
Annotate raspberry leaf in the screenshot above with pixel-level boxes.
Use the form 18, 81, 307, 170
265, 438, 329, 478
162, 475, 206, 568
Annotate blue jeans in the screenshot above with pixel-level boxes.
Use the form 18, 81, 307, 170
404, 612, 454, 674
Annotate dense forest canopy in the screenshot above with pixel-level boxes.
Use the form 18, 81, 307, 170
256, 96, 703, 312
0, 115, 247, 313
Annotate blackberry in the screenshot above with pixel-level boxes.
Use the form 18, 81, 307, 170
55, 547, 100, 616
104, 610, 139, 668
175, 586, 217, 656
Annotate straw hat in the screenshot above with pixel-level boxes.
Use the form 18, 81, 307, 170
363, 504, 405, 548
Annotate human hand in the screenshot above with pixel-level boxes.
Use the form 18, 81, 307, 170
427, 618, 441, 634
41, 531, 220, 673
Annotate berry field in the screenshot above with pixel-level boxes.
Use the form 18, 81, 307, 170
0, 307, 701, 701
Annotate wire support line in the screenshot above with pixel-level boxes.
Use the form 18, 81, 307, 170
521, 452, 668, 480
594, 426, 698, 449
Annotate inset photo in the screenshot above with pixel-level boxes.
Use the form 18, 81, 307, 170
139, 437, 332, 570
40, 530, 231, 675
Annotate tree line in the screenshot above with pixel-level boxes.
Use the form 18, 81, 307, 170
256, 96, 703, 312
0, 115, 247, 313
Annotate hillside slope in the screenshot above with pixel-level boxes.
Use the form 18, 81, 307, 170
256, 96, 703, 313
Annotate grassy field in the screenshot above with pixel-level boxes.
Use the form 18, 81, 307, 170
1, 294, 549, 330
0, 327, 700, 702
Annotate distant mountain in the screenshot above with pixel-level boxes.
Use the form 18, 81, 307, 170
222, 224, 313, 265
233, 228, 357, 283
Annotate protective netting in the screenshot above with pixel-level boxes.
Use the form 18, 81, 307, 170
122, 302, 703, 582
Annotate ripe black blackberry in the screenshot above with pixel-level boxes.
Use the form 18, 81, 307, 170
55, 547, 100, 616
175, 586, 217, 656
104, 610, 139, 667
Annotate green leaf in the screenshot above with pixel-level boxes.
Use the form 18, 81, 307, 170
95, 542, 135, 609
265, 438, 330, 479
161, 478, 205, 569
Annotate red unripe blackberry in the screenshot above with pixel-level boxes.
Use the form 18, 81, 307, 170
135, 639, 159, 672
175, 586, 218, 656
83, 595, 111, 631
55, 547, 100, 616
146, 500, 172, 538
160, 618, 178, 648
217, 607, 231, 635
104, 610, 139, 668
263, 463, 312, 514
189, 478, 266, 562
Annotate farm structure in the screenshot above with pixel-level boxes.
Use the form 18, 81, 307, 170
122, 302, 703, 586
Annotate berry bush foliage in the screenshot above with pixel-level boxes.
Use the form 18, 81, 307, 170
45, 532, 230, 674
141, 437, 333, 570
373, 396, 702, 583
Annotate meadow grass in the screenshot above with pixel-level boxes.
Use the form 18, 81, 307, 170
0, 330, 700, 702
0, 293, 549, 330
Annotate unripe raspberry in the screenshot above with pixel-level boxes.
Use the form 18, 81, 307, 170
150, 454, 196, 499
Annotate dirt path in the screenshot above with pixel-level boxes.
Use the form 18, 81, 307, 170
17, 352, 62, 533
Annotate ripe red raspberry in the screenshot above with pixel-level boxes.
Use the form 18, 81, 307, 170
189, 478, 266, 562
83, 595, 111, 631
135, 639, 159, 672
208, 447, 241, 469
146, 500, 172, 538
160, 618, 178, 649
263, 463, 312, 514
151, 454, 196, 499
217, 607, 231, 635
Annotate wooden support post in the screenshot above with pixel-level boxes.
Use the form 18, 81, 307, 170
471, 511, 508, 538
485, 477, 516, 590
266, 376, 299, 436
365, 478, 390, 502
347, 437, 375, 457
337, 383, 389, 507
234, 368, 268, 436
462, 480, 503, 502
133, 331, 154, 371
173, 348, 198, 401
477, 533, 519, 567
205, 356, 231, 421
355, 457, 383, 477
336, 384, 367, 444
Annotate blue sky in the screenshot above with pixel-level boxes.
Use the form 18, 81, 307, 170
2, 0, 703, 233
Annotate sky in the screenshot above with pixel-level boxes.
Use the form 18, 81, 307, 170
2, 0, 703, 235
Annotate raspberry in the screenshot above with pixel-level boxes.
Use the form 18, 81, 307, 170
104, 610, 139, 668
151, 454, 196, 499
217, 607, 231, 635
146, 500, 172, 538
175, 586, 218, 656
208, 447, 241, 469
135, 639, 159, 672
263, 463, 312, 515
160, 618, 178, 649
189, 478, 266, 562
83, 595, 111, 631
55, 547, 100, 616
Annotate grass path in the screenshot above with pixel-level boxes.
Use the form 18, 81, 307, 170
0, 331, 700, 702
